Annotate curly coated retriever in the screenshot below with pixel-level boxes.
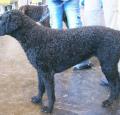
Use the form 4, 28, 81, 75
0, 10, 120, 113
19, 4, 68, 27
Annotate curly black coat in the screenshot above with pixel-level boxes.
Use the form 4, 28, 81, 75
19, 4, 68, 27
0, 10, 120, 113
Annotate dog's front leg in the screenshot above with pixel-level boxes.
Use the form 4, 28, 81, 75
31, 70, 45, 104
41, 71, 55, 113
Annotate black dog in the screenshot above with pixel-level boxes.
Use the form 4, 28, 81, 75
19, 4, 68, 27
0, 10, 120, 113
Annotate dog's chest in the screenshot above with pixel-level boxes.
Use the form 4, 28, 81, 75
26, 47, 39, 68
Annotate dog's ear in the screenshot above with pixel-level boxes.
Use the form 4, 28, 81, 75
6, 11, 22, 34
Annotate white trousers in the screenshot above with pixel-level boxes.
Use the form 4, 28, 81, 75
18, 0, 32, 8
83, 0, 104, 26
103, 0, 120, 30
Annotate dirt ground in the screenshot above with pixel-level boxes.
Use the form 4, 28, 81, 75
0, 35, 120, 115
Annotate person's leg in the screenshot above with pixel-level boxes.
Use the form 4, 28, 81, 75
84, 0, 104, 26
102, 0, 116, 27
98, 0, 117, 86
64, 0, 82, 28
0, 5, 5, 14
64, 0, 92, 70
47, 0, 63, 29
84, 10, 104, 26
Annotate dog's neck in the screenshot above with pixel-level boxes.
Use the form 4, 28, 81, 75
10, 19, 48, 51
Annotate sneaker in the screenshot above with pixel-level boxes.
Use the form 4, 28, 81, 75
73, 61, 93, 70
100, 77, 109, 87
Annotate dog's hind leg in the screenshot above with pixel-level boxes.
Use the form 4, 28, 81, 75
31, 70, 45, 104
41, 71, 55, 113
100, 63, 120, 107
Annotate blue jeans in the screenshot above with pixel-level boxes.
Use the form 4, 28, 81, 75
47, 0, 82, 29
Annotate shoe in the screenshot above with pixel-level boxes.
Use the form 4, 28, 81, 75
100, 78, 109, 87
73, 61, 93, 70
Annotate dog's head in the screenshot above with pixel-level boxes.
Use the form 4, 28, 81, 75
19, 5, 44, 22
19, 5, 50, 27
0, 10, 22, 36
19, 5, 29, 14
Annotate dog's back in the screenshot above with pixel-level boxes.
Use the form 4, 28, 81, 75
27, 25, 120, 72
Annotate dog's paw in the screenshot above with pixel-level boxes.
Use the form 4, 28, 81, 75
41, 106, 52, 113
31, 96, 42, 104
102, 99, 113, 107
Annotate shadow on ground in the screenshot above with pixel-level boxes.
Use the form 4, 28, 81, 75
0, 36, 120, 115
